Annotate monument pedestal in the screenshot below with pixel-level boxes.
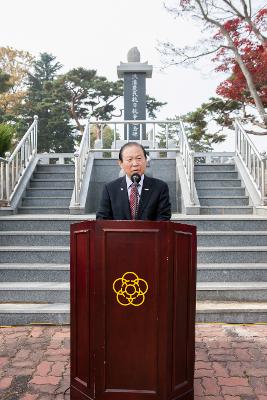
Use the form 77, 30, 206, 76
70, 220, 196, 400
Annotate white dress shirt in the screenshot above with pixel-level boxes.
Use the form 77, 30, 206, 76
125, 174, 144, 200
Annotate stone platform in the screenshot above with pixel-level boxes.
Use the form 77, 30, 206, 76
0, 324, 266, 399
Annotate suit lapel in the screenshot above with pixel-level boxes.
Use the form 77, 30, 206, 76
138, 175, 153, 218
119, 177, 131, 220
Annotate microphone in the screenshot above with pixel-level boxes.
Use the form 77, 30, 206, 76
131, 173, 141, 184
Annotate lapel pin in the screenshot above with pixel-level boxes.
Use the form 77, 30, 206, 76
120, 188, 124, 191
144, 188, 149, 191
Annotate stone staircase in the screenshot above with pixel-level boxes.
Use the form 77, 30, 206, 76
19, 164, 75, 214
186, 157, 267, 322
0, 162, 77, 325
181, 215, 267, 323
0, 215, 78, 325
1, 214, 266, 325
195, 163, 253, 215
0, 158, 267, 325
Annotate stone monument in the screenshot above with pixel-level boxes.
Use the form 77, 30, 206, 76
117, 47, 153, 140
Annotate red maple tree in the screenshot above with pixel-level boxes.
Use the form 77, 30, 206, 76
160, 1, 267, 127
214, 9, 267, 108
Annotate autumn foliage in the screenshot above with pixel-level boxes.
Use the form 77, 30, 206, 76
215, 9, 267, 107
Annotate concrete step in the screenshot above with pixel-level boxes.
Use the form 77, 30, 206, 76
194, 164, 236, 172
198, 231, 267, 246
199, 196, 249, 206
198, 246, 267, 263
0, 282, 69, 302
200, 206, 253, 215
18, 206, 70, 214
195, 179, 242, 188
195, 171, 238, 179
0, 263, 69, 281
197, 282, 267, 301
1, 301, 266, 325
0, 303, 70, 325
197, 187, 246, 196
30, 179, 74, 188
26, 188, 73, 197
179, 217, 267, 231
196, 301, 267, 323
33, 172, 74, 180
22, 197, 71, 207
197, 263, 267, 282
1, 215, 266, 231
37, 164, 74, 173
0, 231, 69, 246
0, 216, 83, 231
0, 246, 69, 263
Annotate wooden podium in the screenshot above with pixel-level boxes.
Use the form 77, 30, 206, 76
70, 220, 196, 400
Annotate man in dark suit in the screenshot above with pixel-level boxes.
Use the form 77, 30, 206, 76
96, 142, 171, 220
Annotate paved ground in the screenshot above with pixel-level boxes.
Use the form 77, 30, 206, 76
0, 324, 266, 400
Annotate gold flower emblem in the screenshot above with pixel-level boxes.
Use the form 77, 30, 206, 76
113, 272, 148, 307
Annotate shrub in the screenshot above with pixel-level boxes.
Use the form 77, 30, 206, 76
0, 124, 15, 157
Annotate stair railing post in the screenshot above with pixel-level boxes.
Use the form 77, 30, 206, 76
5, 152, 11, 206
236, 125, 238, 152
235, 118, 266, 204
74, 151, 80, 206
261, 159, 265, 205
190, 151, 195, 204
34, 115, 38, 154
0, 161, 3, 201
179, 118, 195, 205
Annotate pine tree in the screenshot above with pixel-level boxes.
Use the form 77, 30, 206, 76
22, 53, 74, 152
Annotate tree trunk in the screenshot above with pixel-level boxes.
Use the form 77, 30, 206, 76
70, 98, 83, 134
226, 34, 267, 126
194, 0, 267, 126
245, 19, 267, 46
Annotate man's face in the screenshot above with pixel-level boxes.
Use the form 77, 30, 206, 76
119, 145, 147, 178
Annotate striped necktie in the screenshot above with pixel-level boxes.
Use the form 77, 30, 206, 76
129, 183, 139, 219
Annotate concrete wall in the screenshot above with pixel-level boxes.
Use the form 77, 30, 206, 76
86, 159, 121, 213
148, 159, 178, 213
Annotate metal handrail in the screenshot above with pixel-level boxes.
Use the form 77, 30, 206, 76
179, 119, 195, 204
73, 118, 181, 206
86, 119, 180, 151
74, 118, 91, 206
0, 116, 38, 206
235, 118, 266, 205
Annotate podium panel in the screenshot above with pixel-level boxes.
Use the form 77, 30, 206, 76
70, 224, 95, 400
70, 221, 196, 400
170, 228, 196, 398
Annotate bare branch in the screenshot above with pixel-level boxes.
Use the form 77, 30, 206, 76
105, 95, 120, 107
110, 109, 123, 118
239, 0, 251, 17
209, 3, 237, 19
221, 0, 247, 18
161, 0, 267, 126
223, 0, 267, 44
248, 0, 252, 16
159, 43, 227, 65
195, 0, 228, 30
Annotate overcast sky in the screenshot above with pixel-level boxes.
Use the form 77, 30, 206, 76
1, 0, 266, 151
1, 0, 222, 115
